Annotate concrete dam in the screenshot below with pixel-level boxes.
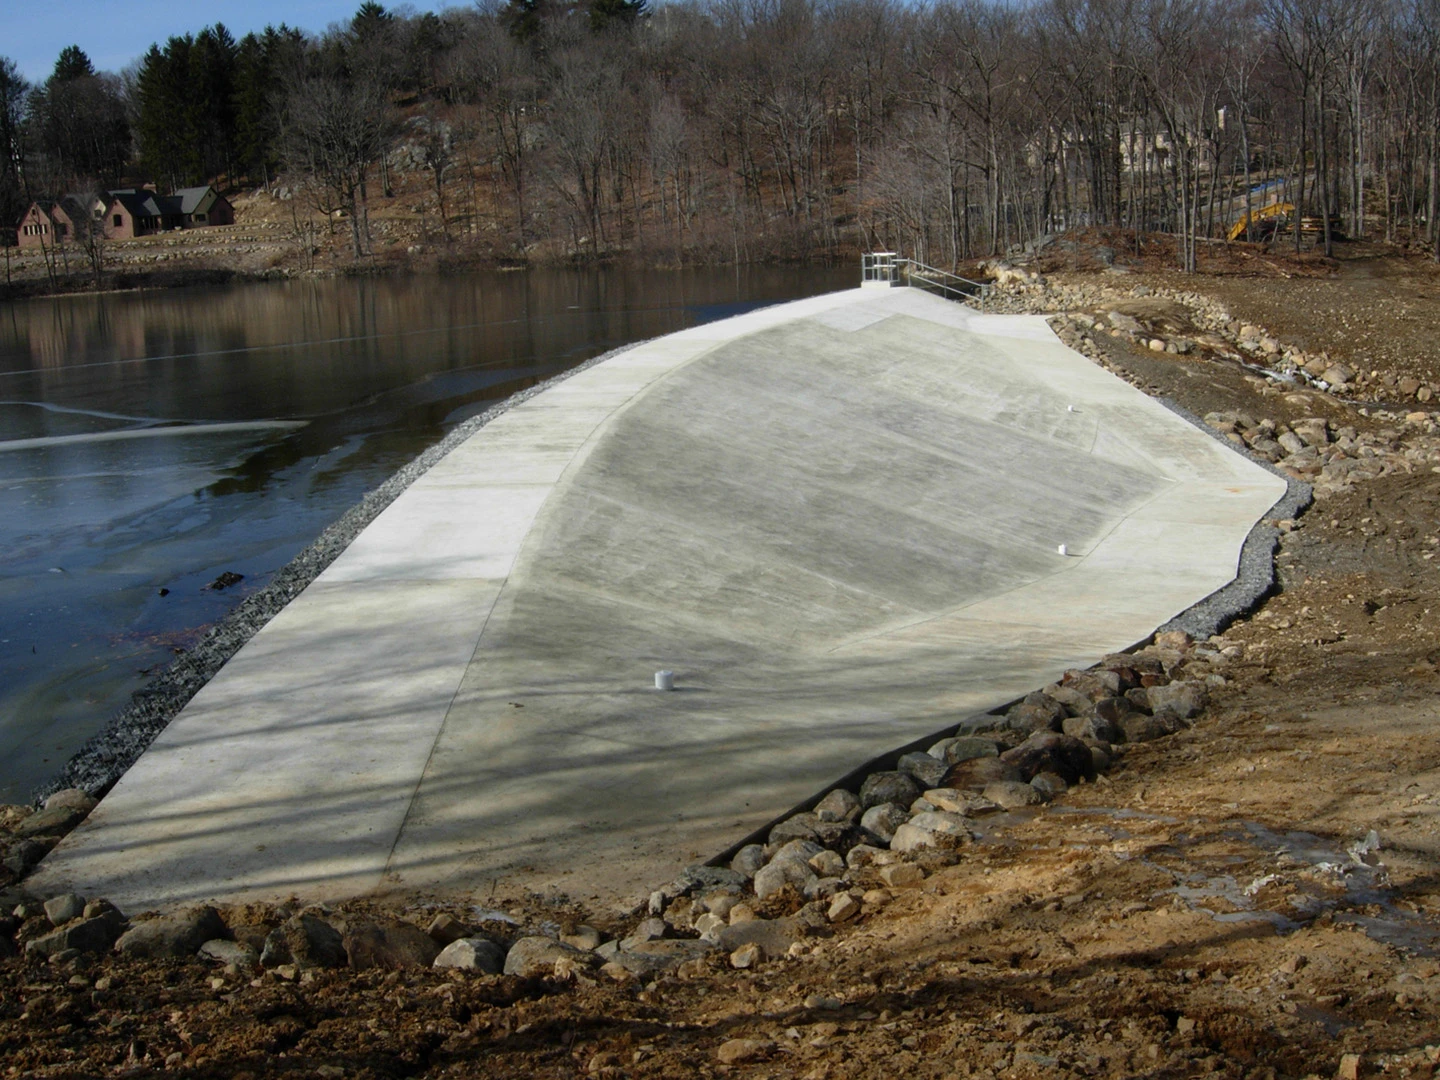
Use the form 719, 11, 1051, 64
29, 285, 1286, 912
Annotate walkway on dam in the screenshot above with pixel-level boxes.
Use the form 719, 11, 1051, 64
31, 287, 1287, 913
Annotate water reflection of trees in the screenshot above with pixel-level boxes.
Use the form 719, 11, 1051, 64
1, 267, 845, 419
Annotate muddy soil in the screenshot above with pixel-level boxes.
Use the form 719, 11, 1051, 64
5, 254, 1440, 1079
1149, 249, 1440, 387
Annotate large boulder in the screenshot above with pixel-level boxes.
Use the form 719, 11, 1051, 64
813, 789, 859, 823
942, 756, 1023, 791
1094, 658, 1143, 691
1093, 696, 1133, 723
503, 936, 596, 977
717, 914, 812, 958
984, 781, 1045, 809
890, 812, 971, 853
426, 914, 475, 947
1042, 684, 1093, 716
1061, 669, 1122, 701
199, 939, 260, 968
1004, 692, 1066, 734
942, 737, 1000, 764
896, 752, 948, 789
808, 818, 866, 855
43, 789, 98, 814
730, 844, 766, 879
664, 865, 748, 898
1146, 680, 1209, 720
859, 772, 921, 810
2, 839, 50, 876
1118, 712, 1186, 743
920, 788, 997, 815
1062, 713, 1120, 744
999, 733, 1096, 785
14, 805, 87, 839
858, 803, 910, 844
433, 937, 506, 973
43, 894, 85, 926
115, 906, 226, 960
768, 813, 820, 845
609, 939, 712, 977
1124, 686, 1155, 713
753, 857, 816, 901
260, 914, 348, 969
343, 918, 441, 970
769, 838, 824, 864
26, 911, 128, 958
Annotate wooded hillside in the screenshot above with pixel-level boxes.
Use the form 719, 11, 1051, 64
2, 0, 1438, 269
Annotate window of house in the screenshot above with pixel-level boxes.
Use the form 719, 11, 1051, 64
196, 213, 206, 222
114, 215, 122, 227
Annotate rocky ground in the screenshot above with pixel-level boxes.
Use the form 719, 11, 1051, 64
4, 242, 1440, 1078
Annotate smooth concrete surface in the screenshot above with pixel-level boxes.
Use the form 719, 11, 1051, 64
30, 288, 1286, 912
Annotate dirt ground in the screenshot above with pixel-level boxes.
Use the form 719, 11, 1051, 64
5, 246, 1440, 1079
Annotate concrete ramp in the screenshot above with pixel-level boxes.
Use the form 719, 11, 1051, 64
30, 288, 1286, 912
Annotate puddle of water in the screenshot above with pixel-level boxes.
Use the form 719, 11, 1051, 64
1335, 912, 1440, 956
1294, 1003, 1350, 1037
1170, 820, 1440, 955
1047, 807, 1180, 823
1019, 806, 1440, 956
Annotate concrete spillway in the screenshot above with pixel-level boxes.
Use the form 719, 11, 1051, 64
29, 287, 1286, 912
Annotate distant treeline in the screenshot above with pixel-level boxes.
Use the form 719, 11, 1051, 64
2, 0, 1439, 268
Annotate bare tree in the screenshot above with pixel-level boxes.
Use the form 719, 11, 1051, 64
280, 72, 397, 258
452, 18, 538, 249
416, 108, 455, 237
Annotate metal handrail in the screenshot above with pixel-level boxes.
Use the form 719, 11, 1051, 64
898, 259, 992, 311
862, 252, 992, 311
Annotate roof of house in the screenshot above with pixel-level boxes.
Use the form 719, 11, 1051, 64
58, 195, 96, 221
108, 190, 170, 219
173, 187, 216, 214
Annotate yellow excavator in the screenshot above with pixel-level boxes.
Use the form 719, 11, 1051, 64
1227, 202, 1294, 242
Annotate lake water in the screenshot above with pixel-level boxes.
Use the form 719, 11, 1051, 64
0, 266, 854, 802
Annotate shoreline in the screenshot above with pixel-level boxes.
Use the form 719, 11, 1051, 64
0, 250, 848, 303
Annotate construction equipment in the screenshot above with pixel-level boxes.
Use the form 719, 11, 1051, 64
1227, 202, 1294, 242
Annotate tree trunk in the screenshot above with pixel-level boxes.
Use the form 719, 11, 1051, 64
1241, 113, 1253, 242
1318, 89, 1333, 258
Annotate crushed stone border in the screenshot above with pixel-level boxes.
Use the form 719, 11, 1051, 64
32, 341, 648, 805
1154, 396, 1313, 641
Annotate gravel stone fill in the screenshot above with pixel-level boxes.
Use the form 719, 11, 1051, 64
32, 341, 647, 805
1154, 396, 1313, 641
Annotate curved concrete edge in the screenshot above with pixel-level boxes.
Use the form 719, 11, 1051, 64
31, 338, 650, 805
